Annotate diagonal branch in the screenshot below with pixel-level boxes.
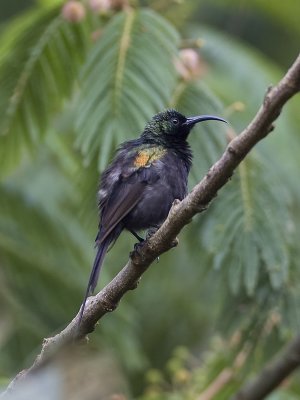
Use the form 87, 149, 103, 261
3, 53, 300, 396
232, 333, 300, 400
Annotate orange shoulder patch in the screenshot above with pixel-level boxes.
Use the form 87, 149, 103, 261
134, 151, 150, 167
134, 147, 167, 168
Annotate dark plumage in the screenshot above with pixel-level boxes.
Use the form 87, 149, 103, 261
79, 109, 226, 323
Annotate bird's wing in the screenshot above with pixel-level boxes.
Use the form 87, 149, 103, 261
98, 150, 162, 244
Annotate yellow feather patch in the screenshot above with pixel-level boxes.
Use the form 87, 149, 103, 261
134, 151, 150, 167
134, 147, 166, 168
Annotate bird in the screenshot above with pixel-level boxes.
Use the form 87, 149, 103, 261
78, 109, 226, 324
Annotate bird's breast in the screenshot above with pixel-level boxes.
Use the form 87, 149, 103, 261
124, 155, 189, 231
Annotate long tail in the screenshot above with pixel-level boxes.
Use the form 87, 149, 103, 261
78, 236, 111, 326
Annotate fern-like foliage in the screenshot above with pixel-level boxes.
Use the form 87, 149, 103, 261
0, 4, 90, 176
173, 80, 291, 296
0, 182, 89, 370
202, 158, 290, 294
1, 1, 300, 391
75, 9, 179, 170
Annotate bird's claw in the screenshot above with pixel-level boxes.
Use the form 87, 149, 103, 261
134, 240, 144, 252
130, 240, 145, 260
146, 226, 160, 240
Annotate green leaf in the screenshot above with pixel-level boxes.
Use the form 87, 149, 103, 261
201, 156, 290, 295
228, 255, 242, 295
0, 7, 90, 176
75, 8, 179, 169
242, 232, 259, 296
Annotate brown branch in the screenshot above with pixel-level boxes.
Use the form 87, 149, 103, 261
3, 53, 300, 396
232, 334, 300, 400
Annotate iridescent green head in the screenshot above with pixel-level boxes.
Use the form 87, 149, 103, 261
142, 109, 226, 143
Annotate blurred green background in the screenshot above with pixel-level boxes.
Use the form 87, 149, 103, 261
0, 0, 300, 399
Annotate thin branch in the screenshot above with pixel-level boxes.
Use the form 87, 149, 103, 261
3, 53, 300, 396
232, 334, 300, 400
197, 346, 249, 400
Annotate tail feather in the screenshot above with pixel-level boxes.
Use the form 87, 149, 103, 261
78, 237, 111, 326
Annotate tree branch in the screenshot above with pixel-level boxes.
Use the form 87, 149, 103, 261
3, 53, 300, 396
232, 334, 300, 400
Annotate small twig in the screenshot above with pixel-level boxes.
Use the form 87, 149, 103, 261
197, 346, 249, 400
3, 53, 300, 396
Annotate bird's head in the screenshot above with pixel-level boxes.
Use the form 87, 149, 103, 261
142, 109, 227, 144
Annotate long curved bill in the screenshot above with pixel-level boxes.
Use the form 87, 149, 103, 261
184, 115, 227, 126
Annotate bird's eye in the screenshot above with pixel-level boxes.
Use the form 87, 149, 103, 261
172, 118, 179, 125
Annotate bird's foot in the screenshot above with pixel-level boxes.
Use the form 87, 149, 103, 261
134, 240, 145, 252
130, 240, 145, 260
145, 226, 162, 262
147, 227, 161, 262
129, 226, 161, 262
146, 225, 160, 240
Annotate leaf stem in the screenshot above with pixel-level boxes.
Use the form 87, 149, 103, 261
113, 10, 135, 117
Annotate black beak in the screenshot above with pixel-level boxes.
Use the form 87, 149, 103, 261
184, 115, 227, 127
